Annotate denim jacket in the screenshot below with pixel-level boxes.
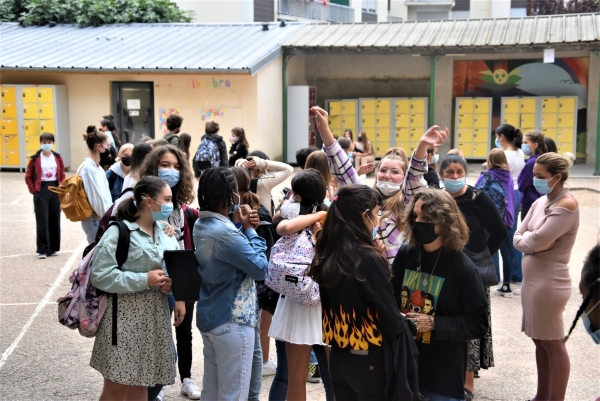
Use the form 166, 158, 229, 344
193, 211, 268, 332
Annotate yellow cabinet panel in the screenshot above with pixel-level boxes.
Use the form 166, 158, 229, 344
457, 129, 473, 142
504, 99, 520, 114
541, 128, 557, 140
504, 113, 520, 127
25, 136, 41, 152
374, 129, 391, 142
557, 128, 574, 143
361, 114, 376, 128
3, 134, 20, 150
410, 99, 426, 114
457, 99, 473, 114
520, 98, 537, 113
361, 128, 376, 141
556, 142, 574, 154
1, 119, 18, 134
458, 114, 473, 128
329, 102, 341, 116
331, 129, 343, 139
458, 142, 473, 157
396, 142, 409, 152
409, 128, 422, 142
25, 148, 39, 159
395, 128, 410, 142
375, 115, 390, 128
542, 98, 558, 113
1, 86, 16, 103
40, 119, 55, 133
472, 143, 488, 158
39, 103, 54, 119
375, 100, 390, 114
405, 142, 419, 154
410, 114, 425, 128
474, 99, 490, 114
329, 116, 342, 130
341, 101, 356, 115
21, 87, 38, 103
473, 114, 489, 128
557, 113, 574, 128
341, 117, 356, 130
361, 100, 375, 114
558, 98, 575, 112
541, 113, 557, 128
395, 99, 410, 113
24, 120, 39, 136
2, 103, 17, 119
473, 128, 488, 143
521, 113, 536, 130
395, 114, 410, 128
4, 149, 20, 166
37, 87, 54, 103
23, 103, 39, 119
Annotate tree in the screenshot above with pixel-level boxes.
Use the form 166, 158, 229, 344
0, 0, 194, 27
529, 0, 600, 15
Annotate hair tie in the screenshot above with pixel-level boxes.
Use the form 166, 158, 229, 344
333, 195, 339, 201
245, 187, 250, 192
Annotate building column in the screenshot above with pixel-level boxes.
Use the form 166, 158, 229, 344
376, 0, 387, 21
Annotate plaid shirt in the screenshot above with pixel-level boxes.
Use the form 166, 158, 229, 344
323, 141, 361, 187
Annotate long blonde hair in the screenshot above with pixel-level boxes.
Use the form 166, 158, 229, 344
374, 147, 409, 225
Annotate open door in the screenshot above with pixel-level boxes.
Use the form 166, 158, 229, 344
112, 82, 154, 144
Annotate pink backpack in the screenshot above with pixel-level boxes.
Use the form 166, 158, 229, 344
265, 229, 320, 306
57, 222, 129, 341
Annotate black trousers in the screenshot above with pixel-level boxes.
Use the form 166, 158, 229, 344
34, 181, 61, 255
175, 301, 195, 381
329, 347, 387, 401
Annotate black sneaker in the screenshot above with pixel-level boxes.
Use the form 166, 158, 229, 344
494, 284, 513, 298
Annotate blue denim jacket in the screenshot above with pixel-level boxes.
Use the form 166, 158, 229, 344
193, 211, 268, 332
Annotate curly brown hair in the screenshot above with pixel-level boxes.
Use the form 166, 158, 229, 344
402, 189, 469, 252
139, 145, 195, 206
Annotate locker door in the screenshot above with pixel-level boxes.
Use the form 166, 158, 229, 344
372, 142, 390, 156
1, 103, 17, 119
557, 114, 574, 128
541, 128, 557, 140
21, 87, 38, 103
556, 128, 574, 143
329, 102, 342, 116
541, 114, 558, 128
503, 113, 520, 127
457, 114, 473, 128
24, 120, 40, 137
374, 129, 391, 142
556, 143, 574, 154
341, 101, 356, 115
39, 119, 55, 133
331, 129, 342, 139
341, 116, 356, 130
521, 114, 536, 130
396, 142, 409, 152
376, 114, 390, 128
395, 99, 410, 113
1, 86, 16, 103
361, 114, 376, 128
473, 98, 490, 114
541, 98, 558, 113
472, 143, 488, 158
458, 142, 473, 157
503, 99, 519, 114
23, 103, 39, 119
558, 98, 575, 113
375, 100, 390, 114
409, 128, 422, 143
520, 98, 537, 113
457, 99, 474, 114
37, 87, 54, 103
329, 116, 342, 130
3, 149, 20, 166
0, 119, 18, 134
473, 114, 489, 128
395, 128, 410, 142
395, 114, 410, 128
473, 128, 488, 143
410, 114, 425, 128
3, 134, 19, 150
361, 100, 376, 114
25, 136, 41, 152
410, 99, 426, 114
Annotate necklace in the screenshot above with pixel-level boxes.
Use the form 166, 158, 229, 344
417, 248, 442, 290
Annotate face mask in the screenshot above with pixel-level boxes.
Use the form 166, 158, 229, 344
357, 136, 363, 142
365, 212, 378, 241
533, 175, 557, 195
347, 152, 354, 159
495, 138, 501, 148
376, 180, 402, 197
412, 221, 440, 245
443, 178, 466, 194
231, 136, 237, 143
144, 196, 173, 221
323, 199, 332, 207
158, 168, 180, 188
41, 143, 53, 152
100, 149, 111, 163
582, 300, 600, 344
230, 192, 240, 214
432, 154, 439, 164
121, 156, 131, 167
522, 143, 532, 156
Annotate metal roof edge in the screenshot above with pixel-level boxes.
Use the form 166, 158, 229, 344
0, 67, 253, 74
249, 47, 283, 76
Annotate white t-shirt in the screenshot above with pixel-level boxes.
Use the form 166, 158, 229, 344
40, 153, 57, 181
504, 149, 525, 190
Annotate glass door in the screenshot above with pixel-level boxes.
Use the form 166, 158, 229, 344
112, 82, 154, 144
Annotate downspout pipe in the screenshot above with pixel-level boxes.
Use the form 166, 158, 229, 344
282, 53, 294, 163
594, 50, 600, 176
427, 54, 442, 128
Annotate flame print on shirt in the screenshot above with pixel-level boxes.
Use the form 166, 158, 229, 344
322, 305, 383, 350
401, 269, 445, 344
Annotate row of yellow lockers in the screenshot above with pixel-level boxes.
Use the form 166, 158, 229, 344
0, 118, 55, 135
454, 98, 493, 159
2, 102, 56, 120
1, 86, 54, 103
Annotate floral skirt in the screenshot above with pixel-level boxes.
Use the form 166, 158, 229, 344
467, 287, 495, 371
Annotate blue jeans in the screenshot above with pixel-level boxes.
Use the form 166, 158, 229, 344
201, 322, 255, 401
423, 390, 464, 401
493, 190, 523, 283
248, 315, 263, 400
81, 216, 98, 244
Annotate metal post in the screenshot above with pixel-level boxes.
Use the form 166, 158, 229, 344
282, 53, 294, 163
427, 54, 443, 128
594, 50, 600, 176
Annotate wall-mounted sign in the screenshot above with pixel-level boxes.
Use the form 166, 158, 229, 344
127, 99, 141, 109
544, 49, 555, 64
129, 110, 139, 116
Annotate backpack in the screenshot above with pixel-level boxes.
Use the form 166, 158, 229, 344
166, 135, 179, 146
57, 221, 130, 342
265, 229, 320, 306
477, 171, 507, 218
194, 138, 220, 173
255, 205, 280, 314
48, 165, 93, 222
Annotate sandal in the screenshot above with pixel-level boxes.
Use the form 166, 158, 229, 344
464, 388, 474, 401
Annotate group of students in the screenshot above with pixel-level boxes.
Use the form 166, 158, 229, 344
25, 107, 599, 401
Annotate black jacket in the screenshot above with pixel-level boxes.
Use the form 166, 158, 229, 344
228, 141, 248, 167
193, 133, 229, 177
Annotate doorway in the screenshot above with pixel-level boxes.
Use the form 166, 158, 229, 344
112, 82, 154, 144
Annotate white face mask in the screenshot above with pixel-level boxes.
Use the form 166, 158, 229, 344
376, 181, 401, 196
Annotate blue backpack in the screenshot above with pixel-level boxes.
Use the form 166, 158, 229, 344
194, 138, 220, 172
477, 171, 507, 219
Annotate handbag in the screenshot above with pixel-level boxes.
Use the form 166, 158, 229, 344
465, 247, 499, 287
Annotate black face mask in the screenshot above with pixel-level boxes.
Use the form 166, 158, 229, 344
357, 136, 363, 142
121, 156, 131, 167
412, 221, 440, 245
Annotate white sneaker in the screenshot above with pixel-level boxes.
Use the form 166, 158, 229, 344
38, 254, 47, 259
514, 288, 521, 295
155, 387, 165, 401
262, 359, 277, 376
181, 378, 201, 400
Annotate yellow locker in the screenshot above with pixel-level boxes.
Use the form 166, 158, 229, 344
1, 119, 18, 134
521, 114, 536, 130
39, 103, 55, 119
556, 142, 574, 154
26, 148, 38, 159
541, 114, 557, 128
457, 114, 473, 128
457, 129, 472, 142
361, 100, 376, 114
341, 101, 355, 115
458, 142, 473, 157
395, 128, 410, 142
372, 142, 390, 156
504, 113, 520, 127
473, 114, 489, 128
410, 114, 425, 128
558, 98, 575, 112
472, 143, 488, 158
23, 103, 39, 119
457, 99, 473, 114
3, 134, 19, 150
0, 137, 2, 162
557, 128, 574, 143
542, 98, 558, 113
410, 99, 426, 114
361, 114, 376, 128
395, 114, 410, 128
4, 149, 20, 166
40, 119, 55, 133
375, 100, 390, 114
541, 128, 557, 140
520, 98, 537, 113
329, 116, 342, 130
557, 114, 574, 128
474, 99, 490, 114
361, 128, 376, 142
25, 136, 40, 152
405, 142, 418, 154
473, 128, 488, 143
331, 129, 342, 139
341, 117, 356, 130
37, 87, 54, 103
24, 120, 39, 136
374, 129, 391, 142
504, 99, 520, 114
329, 102, 342, 116
375, 115, 390, 128
395, 99, 410, 113
2, 103, 17, 119
1, 86, 17, 103
396, 142, 409, 152
409, 128, 422, 142
21, 87, 38, 103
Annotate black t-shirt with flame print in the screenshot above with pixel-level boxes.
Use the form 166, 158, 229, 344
320, 253, 405, 352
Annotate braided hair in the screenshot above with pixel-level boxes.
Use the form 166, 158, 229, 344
198, 167, 237, 212
563, 244, 600, 342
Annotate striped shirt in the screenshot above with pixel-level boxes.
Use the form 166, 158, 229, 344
323, 141, 361, 187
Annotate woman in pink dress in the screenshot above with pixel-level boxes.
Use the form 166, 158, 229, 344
514, 152, 578, 401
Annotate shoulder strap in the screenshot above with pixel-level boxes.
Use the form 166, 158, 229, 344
118, 187, 133, 198
107, 221, 130, 269
184, 206, 197, 229
107, 171, 117, 189
482, 171, 491, 180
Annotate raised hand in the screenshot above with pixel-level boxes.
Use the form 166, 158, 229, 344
421, 125, 449, 147
357, 162, 375, 176
310, 106, 329, 132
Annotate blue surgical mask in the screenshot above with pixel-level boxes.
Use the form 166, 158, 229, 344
533, 175, 556, 195
143, 196, 174, 221
232, 136, 237, 143
432, 154, 439, 164
443, 178, 466, 193
495, 138, 501, 148
347, 152, 354, 159
522, 143, 532, 156
41, 143, 53, 152
158, 168, 180, 188
582, 300, 600, 344
365, 212, 378, 241
230, 192, 240, 214
323, 199, 332, 207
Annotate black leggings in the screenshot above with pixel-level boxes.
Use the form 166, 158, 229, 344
175, 301, 196, 381
34, 182, 61, 255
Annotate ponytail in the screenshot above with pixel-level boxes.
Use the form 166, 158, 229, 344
495, 124, 523, 148
564, 279, 600, 343
100, 118, 121, 148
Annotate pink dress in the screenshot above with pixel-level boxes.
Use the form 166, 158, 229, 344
514, 188, 579, 340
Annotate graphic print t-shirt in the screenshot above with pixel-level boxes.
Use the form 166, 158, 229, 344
391, 246, 489, 399
40, 153, 57, 181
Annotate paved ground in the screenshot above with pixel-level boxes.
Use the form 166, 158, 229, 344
0, 169, 599, 401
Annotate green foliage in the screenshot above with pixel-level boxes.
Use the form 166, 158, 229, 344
531, 0, 600, 15
0, 0, 194, 26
